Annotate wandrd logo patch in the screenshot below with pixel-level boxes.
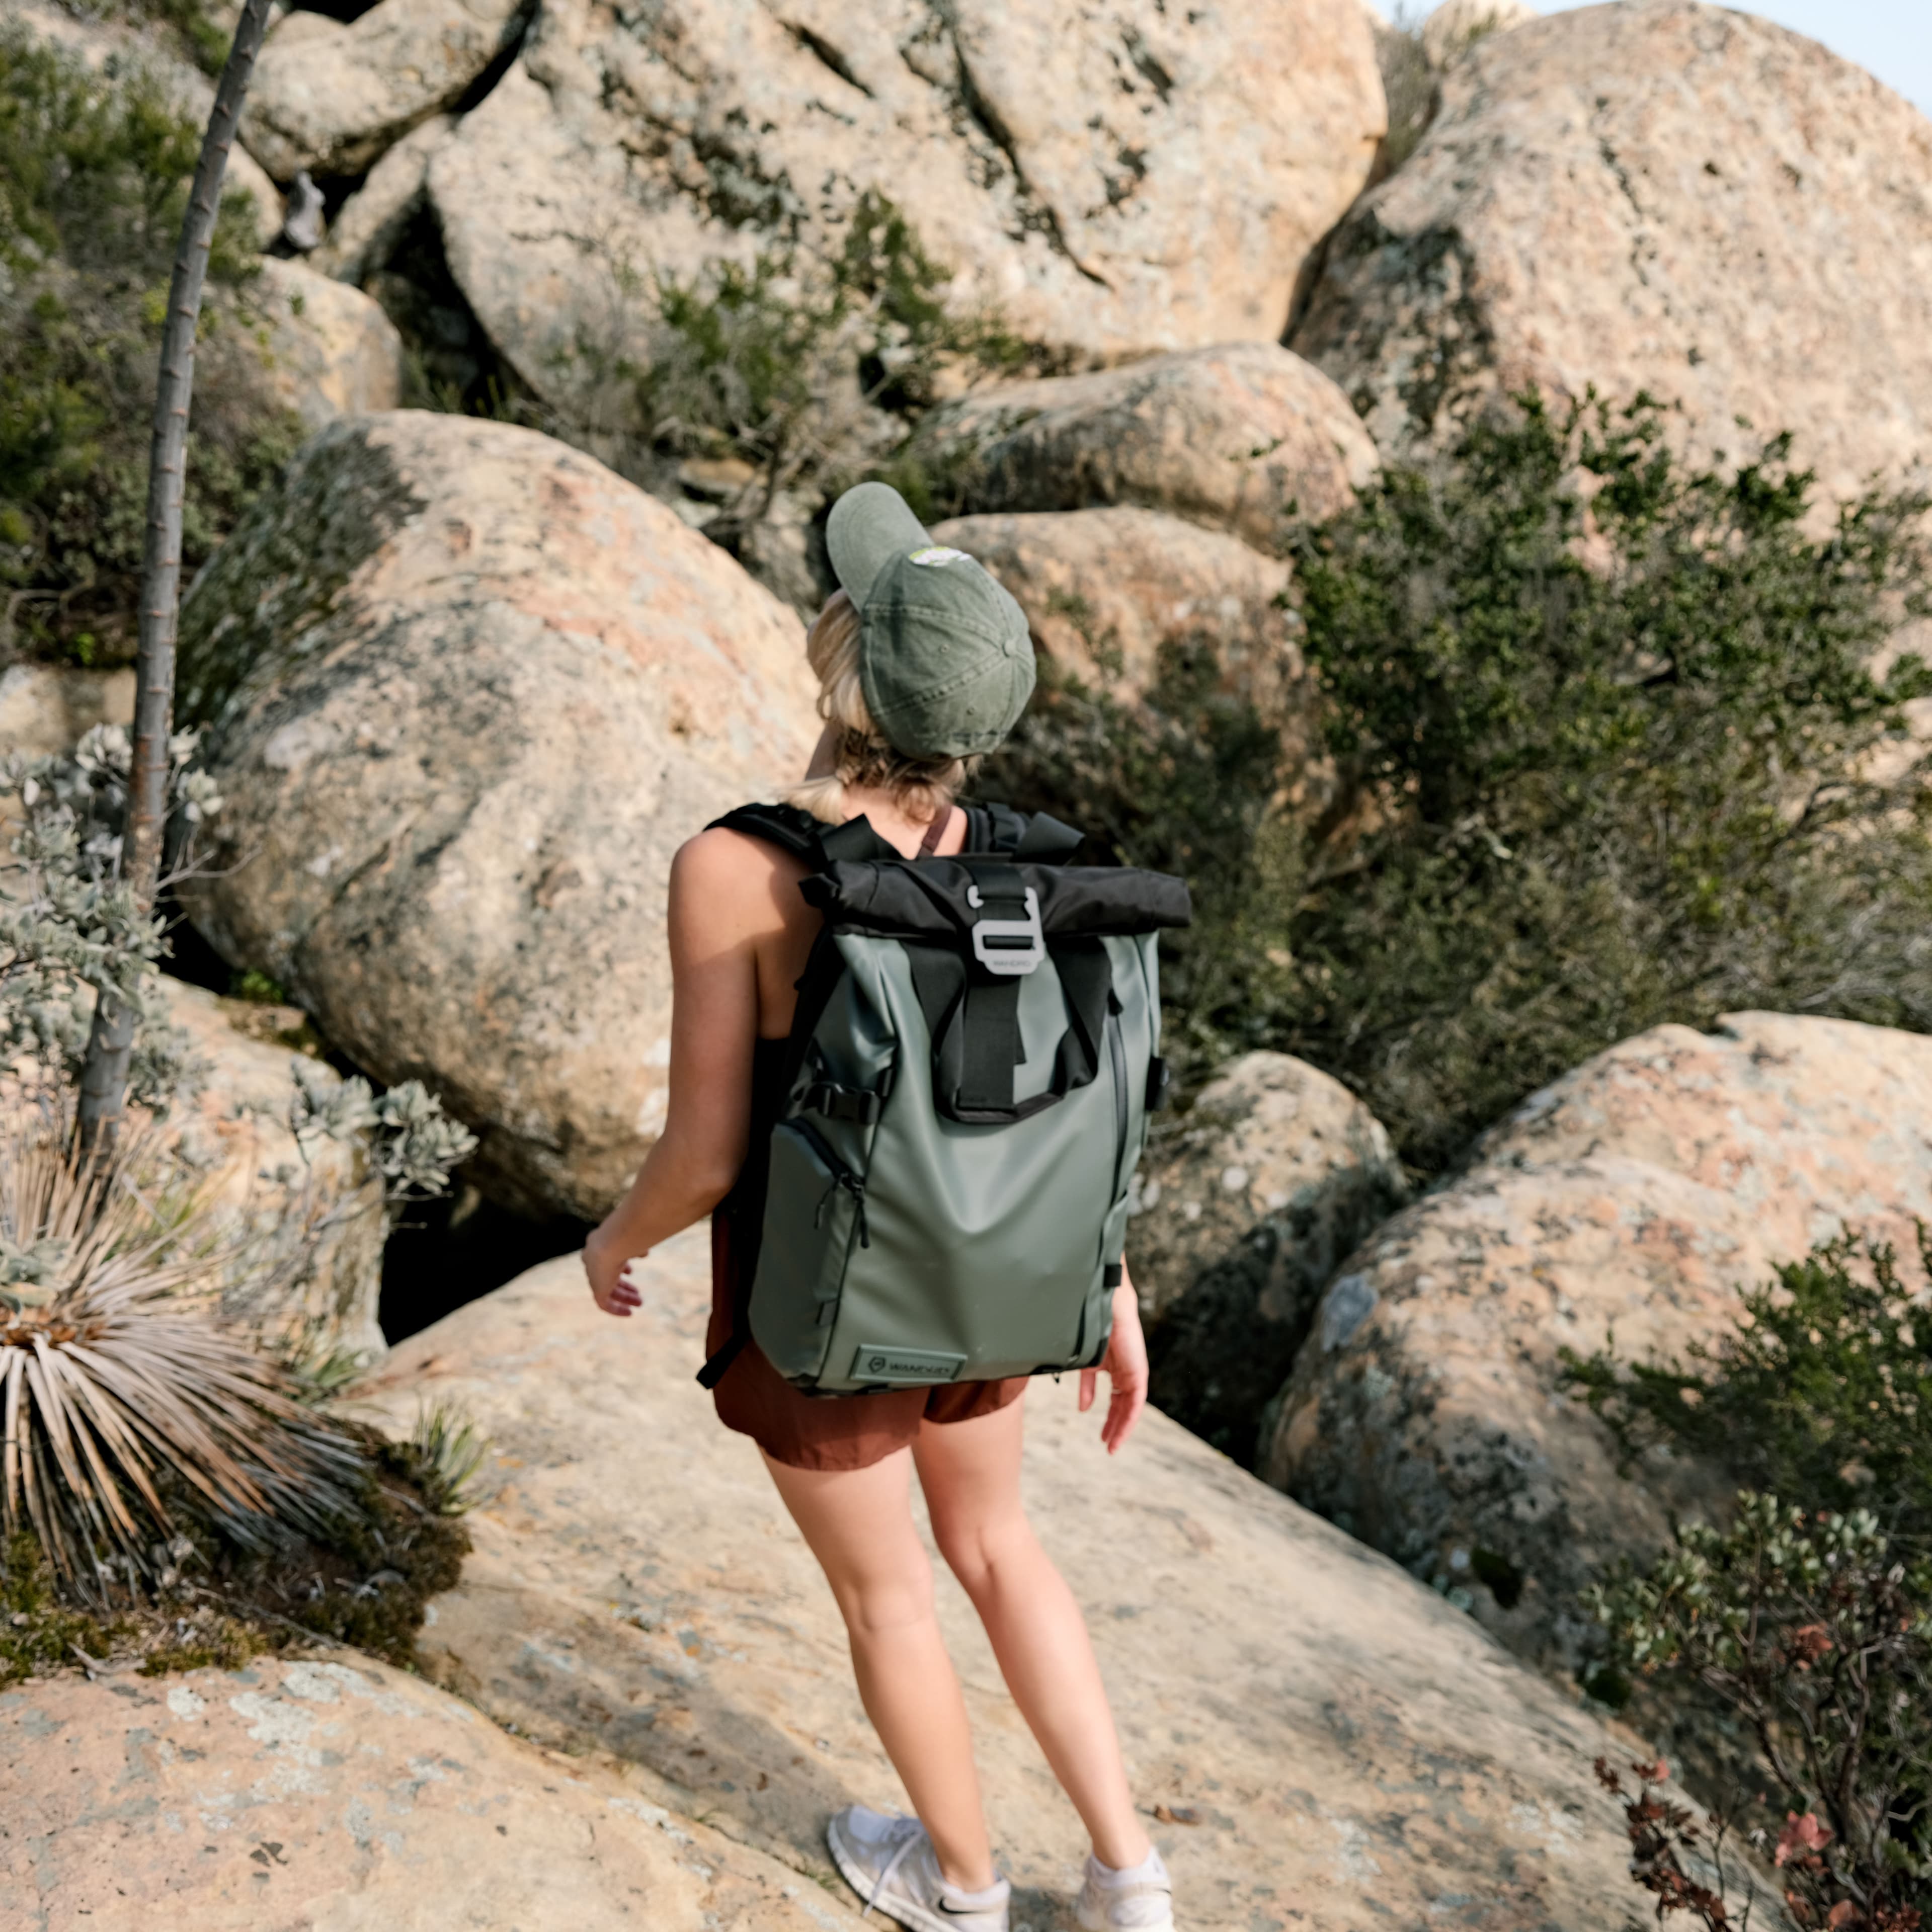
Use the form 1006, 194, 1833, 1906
851, 1345, 965, 1385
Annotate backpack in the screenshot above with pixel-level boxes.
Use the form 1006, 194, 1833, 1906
699, 801, 1190, 1396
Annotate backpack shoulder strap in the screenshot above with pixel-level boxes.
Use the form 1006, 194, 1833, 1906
706, 801, 829, 863
961, 802, 1085, 863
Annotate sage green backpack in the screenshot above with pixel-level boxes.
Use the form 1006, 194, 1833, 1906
699, 803, 1190, 1397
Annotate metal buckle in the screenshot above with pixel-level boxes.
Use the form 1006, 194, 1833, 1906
967, 883, 1045, 976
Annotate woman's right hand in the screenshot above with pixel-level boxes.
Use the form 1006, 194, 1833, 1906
584, 1223, 643, 1318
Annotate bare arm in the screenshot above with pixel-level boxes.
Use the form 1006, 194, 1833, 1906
585, 829, 779, 1316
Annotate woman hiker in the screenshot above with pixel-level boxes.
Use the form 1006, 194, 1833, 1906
583, 481, 1177, 1932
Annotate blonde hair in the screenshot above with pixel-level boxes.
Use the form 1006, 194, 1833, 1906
780, 589, 980, 825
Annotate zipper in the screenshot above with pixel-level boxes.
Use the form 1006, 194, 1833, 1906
788, 1117, 870, 1250
1104, 1002, 1129, 1204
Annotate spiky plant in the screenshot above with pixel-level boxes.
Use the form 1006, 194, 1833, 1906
0, 1108, 366, 1600
406, 1401, 487, 1516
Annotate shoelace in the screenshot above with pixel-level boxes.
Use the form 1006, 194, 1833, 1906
862, 1819, 927, 1919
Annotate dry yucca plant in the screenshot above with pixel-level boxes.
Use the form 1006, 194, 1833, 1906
0, 1108, 366, 1600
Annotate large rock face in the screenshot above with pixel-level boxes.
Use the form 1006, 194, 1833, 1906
240, 0, 529, 180
425, 0, 1386, 411
1263, 1012, 1932, 1672
1128, 1052, 1407, 1465
0, 664, 134, 761
931, 507, 1296, 712
1293, 0, 1932, 502
255, 259, 407, 432
910, 344, 1379, 550
338, 1232, 1742, 1928
165, 980, 390, 1369
3, 1650, 858, 1930
177, 412, 819, 1222
311, 113, 458, 286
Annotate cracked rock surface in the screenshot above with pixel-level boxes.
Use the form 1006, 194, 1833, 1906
1293, 0, 1932, 504
423, 0, 1386, 411
175, 411, 819, 1221
338, 1229, 1721, 1930
1265, 1012, 1932, 1674
0, 1650, 858, 1929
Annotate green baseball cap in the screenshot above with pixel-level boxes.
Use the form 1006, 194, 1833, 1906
825, 481, 1035, 759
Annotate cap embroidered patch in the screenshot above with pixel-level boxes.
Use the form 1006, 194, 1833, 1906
906, 545, 971, 568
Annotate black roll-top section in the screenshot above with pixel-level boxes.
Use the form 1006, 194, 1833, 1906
798, 858, 1192, 940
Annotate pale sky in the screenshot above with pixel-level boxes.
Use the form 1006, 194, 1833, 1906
1416, 0, 1932, 118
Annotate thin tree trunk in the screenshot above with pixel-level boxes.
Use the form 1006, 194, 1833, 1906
77, 0, 277, 1150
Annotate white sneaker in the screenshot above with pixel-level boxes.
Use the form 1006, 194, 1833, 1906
827, 1804, 1011, 1932
1075, 1846, 1175, 1930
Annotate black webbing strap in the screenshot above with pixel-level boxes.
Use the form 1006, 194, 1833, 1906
906, 933, 1111, 1124
957, 859, 1030, 1112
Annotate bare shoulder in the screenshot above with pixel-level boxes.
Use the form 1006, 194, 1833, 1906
670, 824, 807, 936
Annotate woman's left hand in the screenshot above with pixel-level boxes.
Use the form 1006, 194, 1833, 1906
1079, 1275, 1149, 1455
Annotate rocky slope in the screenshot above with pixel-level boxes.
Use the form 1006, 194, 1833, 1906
339, 1230, 1734, 1930
3, 1650, 859, 1929
1265, 1012, 1932, 1673
1294, 0, 1932, 504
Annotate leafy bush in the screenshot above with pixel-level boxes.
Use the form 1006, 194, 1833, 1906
2, 726, 219, 1107
980, 646, 1305, 1069
1592, 1496, 1932, 1927
1031, 395, 1932, 1166
1372, 10, 1436, 176
0, 22, 296, 666
1571, 1235, 1932, 1924
519, 191, 1033, 543
1287, 395, 1932, 1173
1564, 1230, 1932, 1545
1593, 1754, 1768, 1928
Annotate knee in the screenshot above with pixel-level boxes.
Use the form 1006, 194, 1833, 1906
932, 1511, 1036, 1599
832, 1552, 938, 1640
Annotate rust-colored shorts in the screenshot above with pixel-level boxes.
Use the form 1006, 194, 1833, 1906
706, 1215, 1026, 1473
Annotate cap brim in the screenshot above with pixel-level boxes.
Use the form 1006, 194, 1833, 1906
826, 482, 932, 605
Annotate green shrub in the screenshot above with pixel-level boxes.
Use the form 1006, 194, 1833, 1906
524, 191, 1033, 535
1564, 1229, 1932, 1544
1573, 1236, 1932, 1924
0, 23, 297, 666
1591, 1496, 1932, 1927
989, 399, 1932, 1156
979, 646, 1305, 1069
1287, 395, 1932, 1173
1371, 11, 1436, 176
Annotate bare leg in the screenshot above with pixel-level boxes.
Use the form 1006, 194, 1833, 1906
914, 1398, 1152, 1872
761, 1446, 997, 1891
